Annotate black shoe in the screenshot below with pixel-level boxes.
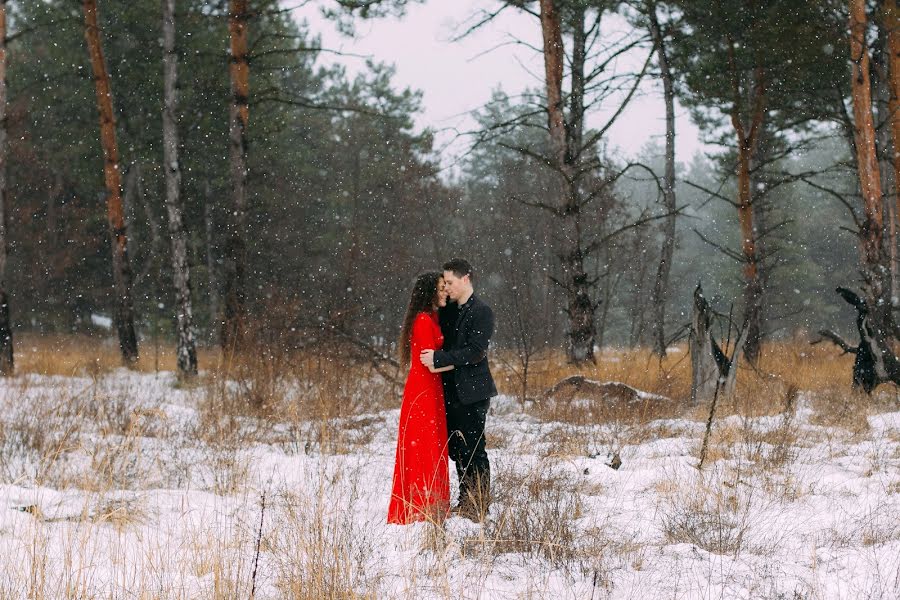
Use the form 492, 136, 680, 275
450, 502, 481, 522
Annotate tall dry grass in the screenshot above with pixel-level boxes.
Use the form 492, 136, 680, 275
13, 333, 220, 377
10, 333, 861, 402
494, 340, 861, 409
0, 334, 897, 599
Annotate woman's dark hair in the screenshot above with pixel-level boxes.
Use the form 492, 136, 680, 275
398, 271, 442, 366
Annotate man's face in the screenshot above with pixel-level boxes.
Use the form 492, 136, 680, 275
436, 277, 449, 307
443, 270, 468, 302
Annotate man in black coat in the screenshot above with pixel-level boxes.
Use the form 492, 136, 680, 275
422, 258, 497, 521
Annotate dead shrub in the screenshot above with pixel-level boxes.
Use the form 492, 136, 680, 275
659, 471, 760, 557
825, 501, 900, 548
740, 386, 801, 468
463, 462, 582, 569
809, 388, 871, 435
269, 479, 380, 599
214, 338, 293, 417
274, 358, 395, 456
0, 382, 84, 486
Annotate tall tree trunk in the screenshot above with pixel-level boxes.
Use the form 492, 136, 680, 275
540, 0, 566, 168
883, 0, 900, 305
874, 69, 896, 304
849, 0, 892, 339
540, 0, 596, 364
727, 37, 766, 364
736, 137, 763, 363
0, 0, 12, 375
647, 0, 677, 358
162, 0, 198, 377
222, 0, 250, 350
568, 5, 585, 162
83, 0, 139, 365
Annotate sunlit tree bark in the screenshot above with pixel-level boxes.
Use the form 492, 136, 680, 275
83, 0, 139, 364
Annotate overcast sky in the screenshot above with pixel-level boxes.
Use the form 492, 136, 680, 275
294, 0, 710, 172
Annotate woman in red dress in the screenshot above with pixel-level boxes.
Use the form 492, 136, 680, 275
387, 272, 454, 524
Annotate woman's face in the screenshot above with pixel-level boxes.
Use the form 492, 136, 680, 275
435, 277, 449, 308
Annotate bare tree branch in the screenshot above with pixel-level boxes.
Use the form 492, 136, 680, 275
812, 329, 858, 354
693, 229, 746, 263
585, 208, 683, 256
799, 176, 863, 229
684, 178, 739, 209
578, 48, 655, 154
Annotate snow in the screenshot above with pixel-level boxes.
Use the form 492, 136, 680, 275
90, 313, 113, 329
0, 372, 898, 598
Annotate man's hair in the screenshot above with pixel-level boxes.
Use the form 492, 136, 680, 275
443, 258, 474, 281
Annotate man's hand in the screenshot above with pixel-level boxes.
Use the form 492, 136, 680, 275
420, 349, 435, 369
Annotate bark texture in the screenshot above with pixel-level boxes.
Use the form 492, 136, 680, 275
539, 0, 596, 364
849, 0, 893, 341
647, 0, 677, 358
726, 38, 767, 364
162, 0, 198, 376
0, 0, 11, 375
83, 0, 139, 364
883, 0, 900, 303
689, 283, 746, 406
222, 0, 250, 350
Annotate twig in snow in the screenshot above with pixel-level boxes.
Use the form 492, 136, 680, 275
250, 490, 267, 599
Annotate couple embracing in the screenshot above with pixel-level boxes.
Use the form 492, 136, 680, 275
387, 258, 497, 525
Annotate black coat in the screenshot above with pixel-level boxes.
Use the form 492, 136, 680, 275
433, 294, 498, 405
438, 301, 460, 402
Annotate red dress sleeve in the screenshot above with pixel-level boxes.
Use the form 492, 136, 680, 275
410, 312, 439, 357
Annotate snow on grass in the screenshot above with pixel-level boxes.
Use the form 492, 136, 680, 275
0, 372, 898, 598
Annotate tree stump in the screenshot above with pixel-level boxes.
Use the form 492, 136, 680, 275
816, 287, 900, 393
689, 283, 746, 405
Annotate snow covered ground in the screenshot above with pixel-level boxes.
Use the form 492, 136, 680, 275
0, 370, 898, 598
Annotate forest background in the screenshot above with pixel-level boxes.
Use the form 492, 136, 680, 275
0, 0, 883, 379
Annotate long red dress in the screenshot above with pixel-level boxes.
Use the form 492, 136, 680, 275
387, 311, 450, 524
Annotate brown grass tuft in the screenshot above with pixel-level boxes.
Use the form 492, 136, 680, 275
14, 333, 219, 377
496, 341, 859, 419
809, 388, 871, 435
463, 462, 583, 568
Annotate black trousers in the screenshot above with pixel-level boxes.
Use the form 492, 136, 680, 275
446, 397, 490, 506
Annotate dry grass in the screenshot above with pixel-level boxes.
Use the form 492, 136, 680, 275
693, 385, 802, 469
10, 334, 863, 408
657, 466, 789, 557
462, 461, 584, 569
0, 335, 897, 599
495, 340, 859, 410
809, 387, 873, 435
269, 481, 382, 599
13, 333, 220, 377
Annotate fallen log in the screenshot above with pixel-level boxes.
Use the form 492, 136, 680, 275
542, 375, 671, 408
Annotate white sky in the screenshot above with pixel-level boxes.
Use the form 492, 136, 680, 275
294, 0, 710, 172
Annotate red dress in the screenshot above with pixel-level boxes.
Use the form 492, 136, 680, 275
387, 311, 450, 524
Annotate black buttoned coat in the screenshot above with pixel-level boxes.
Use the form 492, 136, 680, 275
433, 294, 498, 405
